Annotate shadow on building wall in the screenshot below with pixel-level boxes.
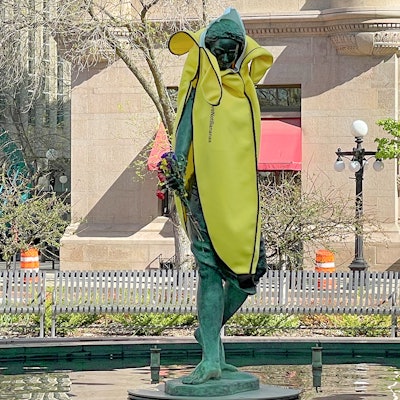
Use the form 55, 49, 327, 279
73, 150, 165, 238
301, 0, 338, 10
386, 260, 400, 272
258, 38, 386, 99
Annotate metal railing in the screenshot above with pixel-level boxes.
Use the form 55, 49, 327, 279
1, 270, 399, 338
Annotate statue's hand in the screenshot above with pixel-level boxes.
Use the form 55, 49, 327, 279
165, 174, 184, 191
158, 151, 187, 198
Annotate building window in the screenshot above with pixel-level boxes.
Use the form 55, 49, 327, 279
57, 58, 66, 126
257, 86, 301, 113
168, 86, 301, 114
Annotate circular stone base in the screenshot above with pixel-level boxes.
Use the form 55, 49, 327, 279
165, 371, 259, 397
128, 382, 301, 400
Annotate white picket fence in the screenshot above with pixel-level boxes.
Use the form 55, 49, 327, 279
0, 270, 46, 337
0, 269, 399, 338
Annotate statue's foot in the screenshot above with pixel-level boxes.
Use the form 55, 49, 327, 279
182, 360, 221, 385
221, 362, 238, 372
194, 328, 237, 372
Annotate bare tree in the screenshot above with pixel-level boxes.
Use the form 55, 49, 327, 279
0, 164, 70, 269
259, 172, 382, 270
49, 0, 230, 138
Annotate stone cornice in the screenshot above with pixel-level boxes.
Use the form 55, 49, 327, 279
246, 22, 400, 36
82, 8, 400, 58
243, 8, 400, 56
332, 30, 400, 55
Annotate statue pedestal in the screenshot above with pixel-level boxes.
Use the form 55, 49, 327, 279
165, 371, 259, 397
128, 371, 301, 399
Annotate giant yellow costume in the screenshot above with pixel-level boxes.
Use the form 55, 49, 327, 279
169, 8, 273, 286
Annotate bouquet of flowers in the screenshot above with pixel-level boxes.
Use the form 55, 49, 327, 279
156, 152, 186, 202
157, 151, 202, 239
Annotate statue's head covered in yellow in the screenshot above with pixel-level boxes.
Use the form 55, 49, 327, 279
204, 18, 245, 71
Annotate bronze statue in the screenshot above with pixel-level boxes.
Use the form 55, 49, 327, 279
164, 8, 273, 385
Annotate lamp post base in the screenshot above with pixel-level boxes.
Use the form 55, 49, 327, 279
349, 258, 369, 272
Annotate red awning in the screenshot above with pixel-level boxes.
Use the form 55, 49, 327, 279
258, 118, 302, 171
147, 122, 171, 171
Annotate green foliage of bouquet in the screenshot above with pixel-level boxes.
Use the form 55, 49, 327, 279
157, 151, 202, 239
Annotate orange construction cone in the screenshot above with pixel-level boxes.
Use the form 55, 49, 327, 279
21, 247, 40, 283
315, 249, 335, 289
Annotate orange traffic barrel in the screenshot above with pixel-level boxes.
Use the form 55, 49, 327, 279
315, 249, 335, 272
315, 249, 335, 289
21, 248, 40, 282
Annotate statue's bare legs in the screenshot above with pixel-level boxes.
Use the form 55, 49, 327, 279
182, 268, 248, 385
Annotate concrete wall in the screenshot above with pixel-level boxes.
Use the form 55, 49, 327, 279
61, 59, 175, 270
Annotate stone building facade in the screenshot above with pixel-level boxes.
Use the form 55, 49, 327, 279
60, 0, 400, 271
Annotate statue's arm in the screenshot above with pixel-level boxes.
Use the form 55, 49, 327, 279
174, 88, 195, 163
165, 89, 196, 191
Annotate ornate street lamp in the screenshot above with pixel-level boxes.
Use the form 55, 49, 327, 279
334, 120, 384, 271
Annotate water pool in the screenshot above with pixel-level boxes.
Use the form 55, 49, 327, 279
2, 363, 399, 399
1, 338, 400, 399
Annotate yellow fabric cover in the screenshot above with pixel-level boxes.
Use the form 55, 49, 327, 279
169, 29, 273, 275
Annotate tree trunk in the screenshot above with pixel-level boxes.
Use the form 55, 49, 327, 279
169, 202, 194, 271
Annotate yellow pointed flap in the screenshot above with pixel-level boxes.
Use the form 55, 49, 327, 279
244, 37, 274, 83
198, 48, 222, 106
169, 31, 197, 55
175, 46, 200, 109
169, 30, 205, 55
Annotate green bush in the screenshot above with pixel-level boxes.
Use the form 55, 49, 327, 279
109, 313, 198, 335
226, 313, 300, 336
325, 314, 392, 337
0, 313, 37, 335
55, 313, 101, 336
